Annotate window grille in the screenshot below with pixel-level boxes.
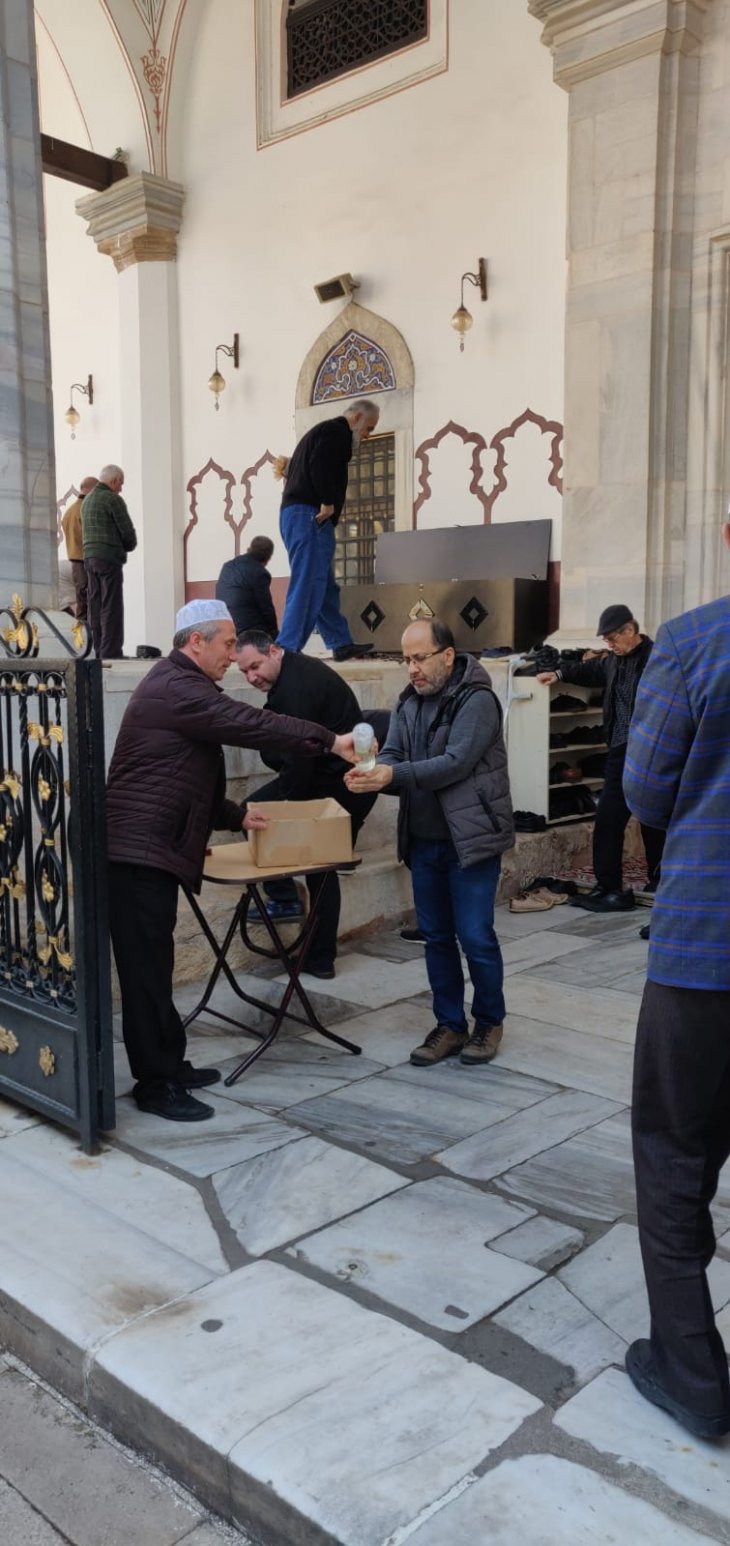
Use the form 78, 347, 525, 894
286, 0, 428, 100
334, 432, 395, 587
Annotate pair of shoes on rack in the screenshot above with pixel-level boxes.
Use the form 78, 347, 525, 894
410, 1023, 503, 1067
570, 885, 635, 913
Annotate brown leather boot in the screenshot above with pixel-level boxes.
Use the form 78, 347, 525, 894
460, 1023, 504, 1065
410, 1025, 468, 1067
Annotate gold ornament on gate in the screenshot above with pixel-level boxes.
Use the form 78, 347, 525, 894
0, 1026, 19, 1055
38, 1046, 55, 1077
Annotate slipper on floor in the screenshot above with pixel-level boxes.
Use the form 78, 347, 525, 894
510, 890, 556, 913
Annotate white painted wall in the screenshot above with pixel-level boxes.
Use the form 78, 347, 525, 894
38, 0, 568, 645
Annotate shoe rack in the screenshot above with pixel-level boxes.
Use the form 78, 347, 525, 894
506, 678, 606, 826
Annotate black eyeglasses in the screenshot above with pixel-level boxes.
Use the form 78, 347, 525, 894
402, 648, 447, 666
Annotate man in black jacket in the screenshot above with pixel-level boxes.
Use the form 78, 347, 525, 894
537, 604, 665, 912
216, 535, 277, 636
107, 600, 355, 1122
235, 631, 379, 977
276, 399, 379, 659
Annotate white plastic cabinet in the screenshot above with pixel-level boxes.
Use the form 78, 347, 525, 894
505, 674, 606, 825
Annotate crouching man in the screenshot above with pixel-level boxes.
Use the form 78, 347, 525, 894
346, 618, 514, 1067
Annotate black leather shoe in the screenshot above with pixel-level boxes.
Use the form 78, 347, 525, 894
570, 889, 635, 913
639, 923, 650, 941
178, 1062, 221, 1089
400, 926, 426, 943
625, 1340, 730, 1439
332, 644, 373, 661
133, 1081, 214, 1121
300, 961, 336, 980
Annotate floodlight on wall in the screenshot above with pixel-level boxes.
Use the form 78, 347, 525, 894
63, 376, 94, 439
451, 259, 488, 352
314, 274, 360, 304
208, 333, 239, 410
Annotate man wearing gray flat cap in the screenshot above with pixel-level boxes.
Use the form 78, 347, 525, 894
106, 599, 355, 1123
536, 602, 664, 912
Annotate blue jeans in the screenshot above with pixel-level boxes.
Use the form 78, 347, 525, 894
277, 504, 353, 652
410, 839, 505, 1033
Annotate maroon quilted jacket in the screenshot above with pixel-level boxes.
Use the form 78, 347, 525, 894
106, 650, 336, 889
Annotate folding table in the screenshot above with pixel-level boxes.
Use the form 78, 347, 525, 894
181, 842, 362, 1086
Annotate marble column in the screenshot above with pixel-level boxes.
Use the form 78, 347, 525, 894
76, 173, 185, 653
530, 0, 712, 637
0, 1, 57, 611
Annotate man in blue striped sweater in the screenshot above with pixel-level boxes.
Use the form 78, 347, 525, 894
623, 519, 730, 1440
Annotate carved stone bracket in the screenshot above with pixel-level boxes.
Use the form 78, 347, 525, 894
76, 172, 185, 272
528, 0, 712, 87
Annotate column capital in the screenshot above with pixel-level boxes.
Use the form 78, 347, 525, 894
76, 172, 185, 273
528, 0, 712, 88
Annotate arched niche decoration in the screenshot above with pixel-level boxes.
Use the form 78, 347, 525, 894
295, 301, 414, 529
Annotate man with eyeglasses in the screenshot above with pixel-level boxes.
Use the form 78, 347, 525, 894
346, 617, 514, 1068
536, 603, 664, 912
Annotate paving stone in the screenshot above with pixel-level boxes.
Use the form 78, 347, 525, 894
494, 1277, 627, 1386
215, 1044, 383, 1111
213, 1135, 407, 1254
495, 903, 588, 936
287, 1177, 540, 1329
0, 1095, 41, 1137
490, 1213, 584, 1270
274, 949, 430, 1007
287, 1069, 527, 1165
303, 1000, 435, 1067
504, 974, 639, 1043
176, 972, 363, 1031
557, 1366, 730, 1521
3, 1123, 228, 1275
405, 1453, 719, 1544
559, 1222, 730, 1343
113, 1092, 304, 1179
521, 937, 649, 988
501, 931, 595, 975
90, 1261, 540, 1541
0, 1480, 67, 1546
385, 1058, 560, 1110
497, 1014, 634, 1102
0, 1365, 204, 1546
496, 1111, 636, 1221
437, 1090, 621, 1181
0, 1148, 218, 1403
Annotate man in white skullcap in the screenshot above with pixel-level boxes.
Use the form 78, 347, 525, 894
106, 599, 355, 1122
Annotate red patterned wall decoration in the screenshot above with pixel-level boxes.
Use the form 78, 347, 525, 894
413, 420, 492, 524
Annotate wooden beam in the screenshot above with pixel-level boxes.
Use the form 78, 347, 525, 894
41, 135, 128, 192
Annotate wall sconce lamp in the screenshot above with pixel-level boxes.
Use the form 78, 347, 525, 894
451, 259, 488, 352
208, 333, 239, 410
64, 375, 94, 439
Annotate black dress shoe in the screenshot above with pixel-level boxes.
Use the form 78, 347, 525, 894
332, 644, 373, 661
300, 961, 336, 980
133, 1081, 214, 1122
178, 1062, 221, 1089
639, 923, 650, 941
570, 889, 635, 913
625, 1340, 730, 1439
400, 926, 426, 943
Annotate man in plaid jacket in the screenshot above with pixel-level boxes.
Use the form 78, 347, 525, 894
622, 519, 730, 1440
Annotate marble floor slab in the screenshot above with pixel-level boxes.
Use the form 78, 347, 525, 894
494, 1277, 627, 1386
496, 1111, 636, 1222
384, 1058, 560, 1111
406, 1454, 719, 1545
559, 1223, 730, 1344
437, 1090, 622, 1182
504, 975, 639, 1043
3, 1123, 228, 1275
176, 972, 363, 1032
274, 949, 431, 1007
501, 932, 595, 975
287, 1068, 538, 1166
0, 1096, 40, 1138
92, 1261, 540, 1546
113, 1093, 304, 1179
557, 1367, 730, 1521
490, 1214, 584, 1270
494, 903, 589, 936
287, 1177, 540, 1329
497, 1015, 635, 1102
212, 1135, 407, 1254
521, 938, 649, 989
303, 1000, 436, 1068
215, 1046, 384, 1113
0, 1149, 217, 1398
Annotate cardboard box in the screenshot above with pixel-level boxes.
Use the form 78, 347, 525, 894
246, 798, 354, 870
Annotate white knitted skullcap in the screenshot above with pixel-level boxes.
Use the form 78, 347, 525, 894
175, 599, 233, 631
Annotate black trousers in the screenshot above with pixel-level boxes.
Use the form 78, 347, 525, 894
108, 862, 187, 1090
593, 743, 665, 892
257, 778, 375, 969
70, 558, 88, 620
632, 979, 730, 1417
86, 558, 125, 659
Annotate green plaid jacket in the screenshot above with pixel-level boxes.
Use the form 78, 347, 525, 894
81, 482, 137, 564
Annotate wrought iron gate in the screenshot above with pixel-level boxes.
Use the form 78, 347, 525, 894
0, 598, 114, 1151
